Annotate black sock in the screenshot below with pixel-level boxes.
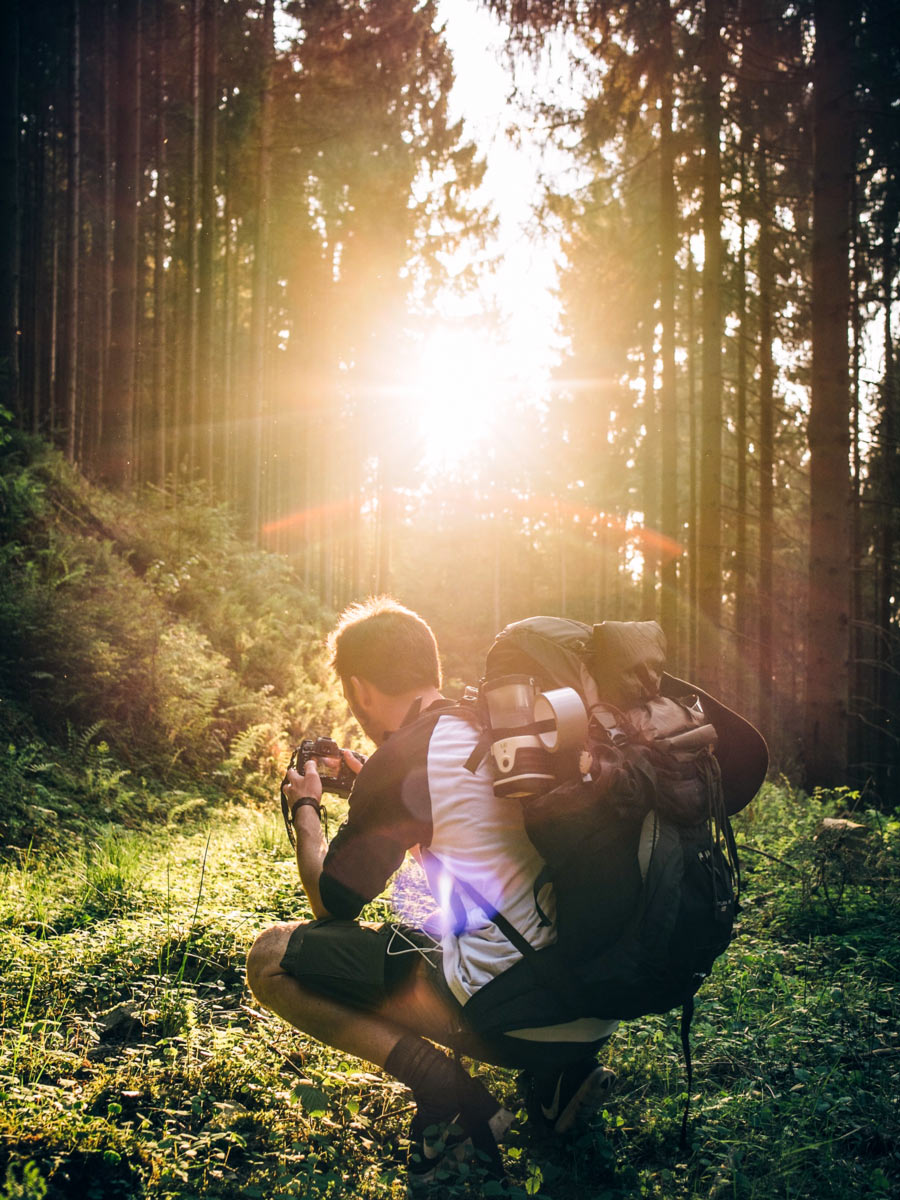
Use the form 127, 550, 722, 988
384, 1034, 497, 1127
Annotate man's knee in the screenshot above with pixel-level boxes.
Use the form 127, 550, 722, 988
246, 921, 302, 1003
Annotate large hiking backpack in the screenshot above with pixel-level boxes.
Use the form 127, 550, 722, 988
444, 616, 768, 1138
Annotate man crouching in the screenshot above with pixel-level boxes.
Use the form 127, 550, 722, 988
246, 597, 615, 1189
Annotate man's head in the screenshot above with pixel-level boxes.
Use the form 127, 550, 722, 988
328, 597, 442, 743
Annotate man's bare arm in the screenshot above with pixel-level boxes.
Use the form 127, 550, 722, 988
282, 751, 364, 919
282, 760, 330, 918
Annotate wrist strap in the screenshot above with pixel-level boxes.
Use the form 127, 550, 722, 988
290, 796, 322, 822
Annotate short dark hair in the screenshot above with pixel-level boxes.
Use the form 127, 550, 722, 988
328, 596, 442, 695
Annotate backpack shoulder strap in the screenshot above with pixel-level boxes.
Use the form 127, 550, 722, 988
421, 848, 535, 961
421, 848, 571, 1003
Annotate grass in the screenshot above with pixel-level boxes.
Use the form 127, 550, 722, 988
1, 785, 898, 1199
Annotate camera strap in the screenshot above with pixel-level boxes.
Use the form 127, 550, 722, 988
280, 785, 296, 848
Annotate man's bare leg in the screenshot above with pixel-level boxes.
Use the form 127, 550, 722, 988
246, 921, 459, 1066
247, 921, 511, 1184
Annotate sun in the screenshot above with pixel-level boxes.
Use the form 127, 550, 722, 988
402, 326, 516, 472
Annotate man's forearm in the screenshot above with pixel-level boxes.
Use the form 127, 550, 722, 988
293, 806, 330, 919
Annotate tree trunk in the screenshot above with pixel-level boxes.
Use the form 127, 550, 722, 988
642, 314, 658, 618
97, 0, 116, 461
697, 0, 724, 691
64, 0, 81, 464
849, 180, 863, 776
151, 0, 167, 488
804, 0, 854, 786
23, 110, 42, 435
734, 125, 750, 699
757, 141, 775, 725
246, 0, 274, 541
222, 137, 234, 502
0, 0, 19, 422
48, 112, 60, 438
186, 0, 201, 479
657, 0, 678, 648
875, 194, 898, 788
103, 0, 141, 487
198, 0, 217, 487
686, 240, 699, 677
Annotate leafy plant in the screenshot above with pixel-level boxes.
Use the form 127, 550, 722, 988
0, 788, 897, 1199
0, 441, 349, 844
1, 1160, 48, 1200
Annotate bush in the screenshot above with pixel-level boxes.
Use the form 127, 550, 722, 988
0, 437, 352, 847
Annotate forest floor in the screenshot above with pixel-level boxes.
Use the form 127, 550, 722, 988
1, 783, 899, 1200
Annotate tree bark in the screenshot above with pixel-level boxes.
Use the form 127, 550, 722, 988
198, 0, 217, 487
103, 0, 141, 487
97, 0, 116, 460
151, 0, 167, 488
246, 0, 275, 541
758, 141, 775, 725
23, 109, 41, 435
0, 0, 19, 422
64, 0, 81, 463
642, 314, 658, 618
686, 239, 699, 677
804, 0, 854, 786
48, 109, 60, 437
875, 193, 897, 785
697, 0, 724, 691
734, 125, 749, 694
186, 0, 201, 478
658, 0, 679, 649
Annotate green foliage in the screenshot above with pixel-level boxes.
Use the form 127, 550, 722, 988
1, 1160, 48, 1200
0, 786, 898, 1199
0, 441, 354, 848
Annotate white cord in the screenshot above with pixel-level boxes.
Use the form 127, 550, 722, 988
385, 923, 442, 969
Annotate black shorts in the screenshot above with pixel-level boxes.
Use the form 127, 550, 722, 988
279, 918, 610, 1075
279, 918, 438, 1011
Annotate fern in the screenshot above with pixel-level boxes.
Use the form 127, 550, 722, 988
65, 719, 106, 765
2, 741, 54, 781
224, 721, 289, 788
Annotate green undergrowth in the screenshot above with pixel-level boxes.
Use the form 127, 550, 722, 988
0, 435, 356, 850
1, 783, 898, 1199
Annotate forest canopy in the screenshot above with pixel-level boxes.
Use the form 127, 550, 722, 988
1, 7, 900, 1198
0, 0, 898, 793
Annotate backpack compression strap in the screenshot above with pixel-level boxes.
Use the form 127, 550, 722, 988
461, 717, 558, 775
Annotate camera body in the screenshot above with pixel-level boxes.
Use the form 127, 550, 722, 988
292, 735, 366, 798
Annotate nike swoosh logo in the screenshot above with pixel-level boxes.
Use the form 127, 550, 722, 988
541, 1077, 562, 1122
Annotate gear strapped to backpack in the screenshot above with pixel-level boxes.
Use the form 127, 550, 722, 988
429, 616, 768, 1144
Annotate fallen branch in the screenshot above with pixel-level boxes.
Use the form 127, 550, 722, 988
736, 843, 802, 873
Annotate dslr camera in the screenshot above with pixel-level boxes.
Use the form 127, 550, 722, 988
290, 735, 366, 798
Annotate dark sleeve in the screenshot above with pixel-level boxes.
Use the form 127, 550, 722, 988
319, 725, 434, 919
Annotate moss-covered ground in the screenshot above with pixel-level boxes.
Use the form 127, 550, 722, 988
1, 784, 898, 1200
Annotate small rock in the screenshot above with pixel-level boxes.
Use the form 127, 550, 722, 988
96, 1003, 144, 1044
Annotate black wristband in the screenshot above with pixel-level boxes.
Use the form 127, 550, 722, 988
290, 796, 322, 822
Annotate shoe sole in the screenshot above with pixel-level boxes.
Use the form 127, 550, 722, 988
553, 1067, 616, 1135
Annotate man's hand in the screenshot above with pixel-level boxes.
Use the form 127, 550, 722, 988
341, 747, 364, 779
281, 757, 323, 808
281, 745, 362, 921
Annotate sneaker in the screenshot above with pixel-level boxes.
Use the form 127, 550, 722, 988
406, 1105, 514, 1192
531, 1060, 616, 1135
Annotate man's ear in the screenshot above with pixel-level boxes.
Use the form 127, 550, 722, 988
348, 675, 373, 715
